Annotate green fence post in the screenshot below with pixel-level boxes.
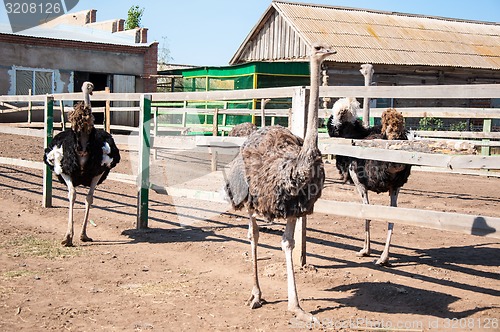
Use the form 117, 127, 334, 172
137, 94, 152, 229
43, 95, 54, 208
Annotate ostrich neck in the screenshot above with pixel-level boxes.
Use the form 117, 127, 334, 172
302, 58, 321, 151
83, 92, 91, 108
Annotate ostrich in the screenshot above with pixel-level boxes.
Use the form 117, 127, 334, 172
328, 99, 411, 266
228, 122, 257, 137
228, 99, 271, 137
224, 43, 335, 322
43, 82, 120, 246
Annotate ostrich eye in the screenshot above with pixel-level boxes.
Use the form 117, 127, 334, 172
314, 45, 322, 51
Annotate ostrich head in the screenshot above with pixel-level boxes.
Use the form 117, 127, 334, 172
309, 42, 336, 62
70, 82, 95, 133
331, 97, 360, 127
381, 108, 405, 140
82, 81, 94, 108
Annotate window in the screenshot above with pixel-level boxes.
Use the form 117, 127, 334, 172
15, 68, 54, 95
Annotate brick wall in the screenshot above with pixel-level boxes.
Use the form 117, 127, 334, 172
143, 42, 158, 92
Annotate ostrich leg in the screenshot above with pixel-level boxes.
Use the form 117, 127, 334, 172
61, 174, 76, 247
282, 217, 318, 323
376, 187, 399, 266
348, 167, 371, 257
246, 210, 263, 309
80, 173, 103, 242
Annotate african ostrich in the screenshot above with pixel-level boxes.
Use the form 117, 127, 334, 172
328, 99, 411, 265
228, 122, 257, 137
44, 82, 120, 246
228, 99, 271, 137
224, 43, 335, 322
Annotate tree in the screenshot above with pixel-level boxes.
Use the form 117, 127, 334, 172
125, 5, 144, 30
158, 36, 173, 67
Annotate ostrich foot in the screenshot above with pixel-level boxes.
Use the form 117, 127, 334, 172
246, 292, 265, 309
61, 235, 73, 247
291, 307, 320, 324
80, 234, 93, 242
356, 248, 371, 257
375, 256, 391, 267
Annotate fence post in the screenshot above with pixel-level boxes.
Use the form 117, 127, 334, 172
153, 106, 159, 160
60, 102, 66, 131
137, 94, 152, 229
482, 119, 492, 156
105, 87, 111, 133
291, 86, 309, 267
43, 95, 54, 208
360, 64, 374, 127
27, 89, 32, 124
261, 98, 270, 127
213, 108, 219, 136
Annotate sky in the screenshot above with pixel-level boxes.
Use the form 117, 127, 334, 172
1, 0, 499, 66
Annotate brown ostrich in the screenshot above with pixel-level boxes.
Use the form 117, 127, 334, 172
43, 82, 120, 246
224, 43, 336, 322
228, 122, 257, 137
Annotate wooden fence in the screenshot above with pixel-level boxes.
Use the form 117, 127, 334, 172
1, 84, 500, 265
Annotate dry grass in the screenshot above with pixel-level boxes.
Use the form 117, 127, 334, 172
3, 235, 82, 259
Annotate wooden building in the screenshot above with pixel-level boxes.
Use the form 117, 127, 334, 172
231, 0, 500, 112
0, 9, 158, 126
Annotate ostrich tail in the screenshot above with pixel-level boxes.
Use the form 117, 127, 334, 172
331, 97, 359, 126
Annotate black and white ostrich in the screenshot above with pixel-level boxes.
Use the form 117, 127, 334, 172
43, 82, 120, 246
224, 43, 335, 322
327, 98, 411, 265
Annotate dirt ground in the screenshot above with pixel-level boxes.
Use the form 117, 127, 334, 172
0, 131, 499, 331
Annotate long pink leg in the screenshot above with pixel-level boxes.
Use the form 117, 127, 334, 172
246, 210, 263, 309
348, 167, 371, 257
282, 217, 318, 323
376, 188, 399, 266
80, 174, 103, 242
61, 174, 76, 247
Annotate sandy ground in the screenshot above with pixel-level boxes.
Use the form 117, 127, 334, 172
0, 131, 499, 331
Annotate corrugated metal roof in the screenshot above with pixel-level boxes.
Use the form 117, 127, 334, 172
0, 23, 154, 47
230, 1, 500, 69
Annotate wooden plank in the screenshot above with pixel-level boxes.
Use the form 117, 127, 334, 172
2, 84, 499, 104
0, 157, 43, 169
415, 131, 500, 139
319, 84, 500, 99
151, 86, 296, 102
137, 94, 152, 229
313, 200, 500, 239
0, 126, 45, 137
42, 96, 54, 208
413, 166, 500, 178
319, 141, 500, 169
368, 107, 500, 119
